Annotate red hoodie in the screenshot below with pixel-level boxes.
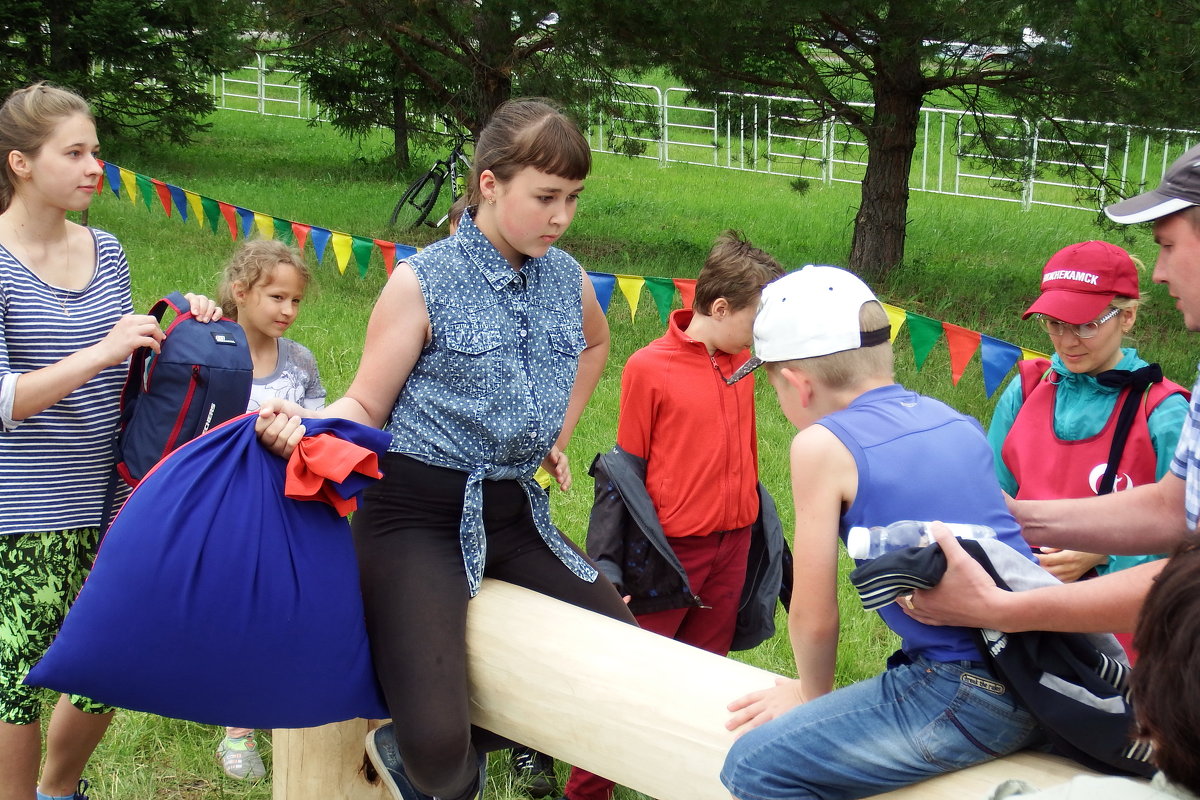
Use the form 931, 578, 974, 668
617, 309, 760, 537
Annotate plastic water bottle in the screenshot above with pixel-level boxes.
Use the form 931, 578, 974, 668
845, 520, 997, 560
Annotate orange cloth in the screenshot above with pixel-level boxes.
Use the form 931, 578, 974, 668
284, 432, 383, 516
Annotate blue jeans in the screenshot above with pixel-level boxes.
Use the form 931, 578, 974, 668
721, 656, 1043, 800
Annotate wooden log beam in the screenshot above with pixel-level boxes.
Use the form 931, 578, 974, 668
275, 579, 1112, 800
272, 719, 390, 800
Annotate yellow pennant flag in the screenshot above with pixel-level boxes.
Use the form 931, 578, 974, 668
1021, 348, 1048, 361
331, 232, 353, 274
254, 212, 274, 240
616, 275, 645, 322
118, 168, 139, 206
185, 191, 204, 227
882, 303, 907, 342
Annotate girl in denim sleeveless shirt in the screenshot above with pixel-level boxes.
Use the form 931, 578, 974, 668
256, 99, 634, 800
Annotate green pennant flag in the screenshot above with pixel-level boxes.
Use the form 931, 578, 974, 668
135, 174, 155, 212
351, 235, 374, 277
644, 276, 676, 326
273, 217, 295, 245
906, 312, 944, 371
200, 196, 221, 235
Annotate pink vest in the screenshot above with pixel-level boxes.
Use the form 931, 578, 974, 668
1001, 359, 1185, 500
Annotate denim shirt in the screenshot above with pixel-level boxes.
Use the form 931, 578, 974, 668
385, 210, 598, 594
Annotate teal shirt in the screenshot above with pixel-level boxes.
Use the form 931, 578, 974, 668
987, 348, 1188, 574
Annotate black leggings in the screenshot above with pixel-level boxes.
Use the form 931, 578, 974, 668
352, 454, 635, 800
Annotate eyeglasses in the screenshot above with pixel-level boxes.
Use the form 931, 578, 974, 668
1034, 307, 1121, 339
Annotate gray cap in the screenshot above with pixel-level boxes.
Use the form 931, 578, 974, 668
1105, 143, 1200, 224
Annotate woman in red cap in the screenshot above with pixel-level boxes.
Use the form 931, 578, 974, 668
988, 240, 1189, 655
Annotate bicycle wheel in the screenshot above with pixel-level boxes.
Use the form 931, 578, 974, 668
389, 168, 445, 229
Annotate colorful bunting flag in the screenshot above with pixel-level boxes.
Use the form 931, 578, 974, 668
310, 227, 331, 263
185, 191, 203, 227
119, 168, 138, 206
93, 161, 1052, 396
616, 275, 644, 322
254, 212, 273, 240
980, 335, 1024, 398
645, 276, 677, 325
906, 312, 944, 371
293, 223, 312, 255
168, 185, 188, 222
218, 202, 239, 240
103, 162, 121, 199
237, 207, 255, 238
135, 175, 155, 213
351, 236, 374, 278
375, 240, 395, 275
151, 179, 172, 218
672, 278, 696, 310
200, 196, 221, 235
588, 272, 616, 313
331, 232, 352, 274
272, 217, 295, 245
943, 323, 982, 386
882, 303, 907, 342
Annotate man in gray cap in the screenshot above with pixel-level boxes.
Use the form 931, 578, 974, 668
903, 144, 1200, 634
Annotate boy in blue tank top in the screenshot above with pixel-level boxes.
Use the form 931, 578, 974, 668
720, 266, 1047, 800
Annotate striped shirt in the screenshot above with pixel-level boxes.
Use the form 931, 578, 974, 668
0, 228, 133, 535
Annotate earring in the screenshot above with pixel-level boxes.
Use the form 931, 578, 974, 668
488, 197, 495, 205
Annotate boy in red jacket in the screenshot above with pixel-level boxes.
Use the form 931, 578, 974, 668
560, 231, 783, 800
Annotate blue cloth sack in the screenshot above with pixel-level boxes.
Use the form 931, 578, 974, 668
26, 413, 391, 728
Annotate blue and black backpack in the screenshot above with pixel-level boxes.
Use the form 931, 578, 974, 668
114, 291, 253, 487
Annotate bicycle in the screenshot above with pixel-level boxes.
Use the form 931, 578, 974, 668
389, 128, 473, 230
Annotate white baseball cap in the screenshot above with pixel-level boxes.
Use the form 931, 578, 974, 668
725, 265, 890, 384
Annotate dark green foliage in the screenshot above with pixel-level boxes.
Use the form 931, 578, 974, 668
262, 0, 649, 173
581, 0, 1200, 278
0, 0, 257, 144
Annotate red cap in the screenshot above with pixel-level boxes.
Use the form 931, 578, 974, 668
1022, 241, 1140, 325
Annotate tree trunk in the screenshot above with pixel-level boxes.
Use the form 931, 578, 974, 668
848, 54, 925, 282
469, 6, 514, 135
391, 80, 410, 173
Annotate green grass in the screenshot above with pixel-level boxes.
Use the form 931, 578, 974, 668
63, 109, 1191, 799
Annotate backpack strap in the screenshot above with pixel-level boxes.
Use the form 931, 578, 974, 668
1094, 364, 1165, 495
102, 292, 195, 536
121, 293, 193, 417
150, 291, 191, 319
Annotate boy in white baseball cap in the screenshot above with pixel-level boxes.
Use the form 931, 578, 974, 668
721, 265, 1047, 800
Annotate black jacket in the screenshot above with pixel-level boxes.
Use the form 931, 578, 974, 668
849, 539, 1153, 778
584, 446, 789, 651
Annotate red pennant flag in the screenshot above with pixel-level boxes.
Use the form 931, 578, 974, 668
217, 202, 240, 240
942, 323, 982, 386
95, 161, 105, 196
151, 179, 173, 218
375, 240, 396, 275
673, 278, 697, 309
292, 222, 311, 255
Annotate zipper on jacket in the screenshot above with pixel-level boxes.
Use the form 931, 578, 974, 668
709, 353, 737, 524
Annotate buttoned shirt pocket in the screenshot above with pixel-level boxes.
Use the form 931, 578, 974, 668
546, 324, 586, 392
443, 323, 504, 399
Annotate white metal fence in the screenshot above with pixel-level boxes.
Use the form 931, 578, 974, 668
211, 53, 322, 120
212, 58, 1200, 214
